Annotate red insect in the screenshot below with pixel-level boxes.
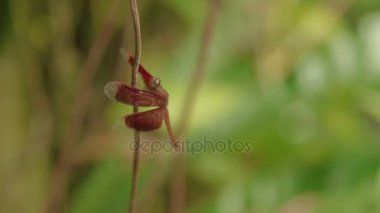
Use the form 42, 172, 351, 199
105, 55, 178, 148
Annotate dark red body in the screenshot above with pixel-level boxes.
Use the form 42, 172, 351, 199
105, 55, 177, 147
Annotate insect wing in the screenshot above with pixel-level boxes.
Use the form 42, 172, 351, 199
105, 81, 166, 106
124, 108, 163, 131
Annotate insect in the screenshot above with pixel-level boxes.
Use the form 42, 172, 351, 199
104, 54, 178, 148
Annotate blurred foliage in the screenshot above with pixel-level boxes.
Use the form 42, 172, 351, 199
0, 0, 10, 46
1, 0, 380, 213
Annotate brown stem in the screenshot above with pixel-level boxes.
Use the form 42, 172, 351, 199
177, 0, 221, 134
128, 0, 142, 212
44, 1, 119, 212
170, 0, 221, 212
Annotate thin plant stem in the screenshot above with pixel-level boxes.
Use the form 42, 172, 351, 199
177, 0, 221, 134
128, 0, 142, 212
170, 0, 221, 212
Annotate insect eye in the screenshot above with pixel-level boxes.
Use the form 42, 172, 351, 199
149, 78, 161, 89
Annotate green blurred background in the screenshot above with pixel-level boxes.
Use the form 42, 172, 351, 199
1, 0, 380, 212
